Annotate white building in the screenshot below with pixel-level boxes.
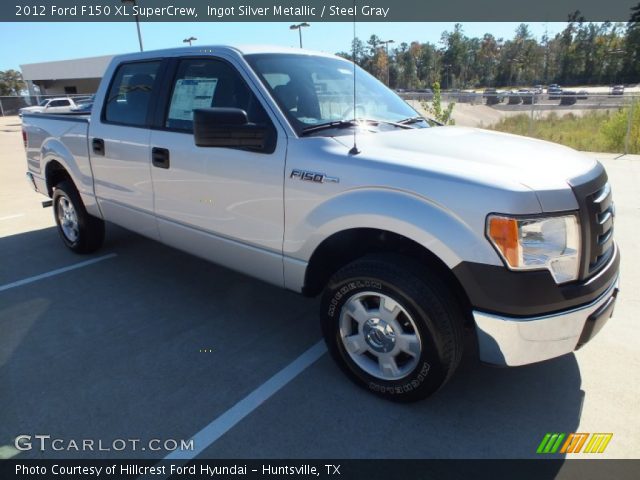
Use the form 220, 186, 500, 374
20, 55, 115, 95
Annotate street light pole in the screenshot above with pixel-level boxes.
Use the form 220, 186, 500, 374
122, 0, 143, 52
289, 23, 310, 48
380, 39, 395, 86
183, 36, 197, 46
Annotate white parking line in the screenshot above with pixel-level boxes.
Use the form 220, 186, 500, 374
0, 214, 24, 221
165, 340, 327, 461
0, 253, 117, 292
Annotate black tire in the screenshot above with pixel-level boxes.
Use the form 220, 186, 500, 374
52, 180, 105, 253
320, 254, 464, 402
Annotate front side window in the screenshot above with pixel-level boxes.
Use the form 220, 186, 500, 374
245, 53, 427, 135
104, 61, 161, 127
165, 58, 269, 132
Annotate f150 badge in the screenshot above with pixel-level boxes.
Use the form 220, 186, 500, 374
290, 169, 339, 184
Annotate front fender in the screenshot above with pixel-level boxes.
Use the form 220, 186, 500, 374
285, 188, 501, 270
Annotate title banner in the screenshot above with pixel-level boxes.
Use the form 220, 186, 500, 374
3, 0, 639, 22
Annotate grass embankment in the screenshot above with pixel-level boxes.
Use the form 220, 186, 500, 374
489, 106, 640, 154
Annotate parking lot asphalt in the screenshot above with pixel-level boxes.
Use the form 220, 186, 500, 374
1, 115, 639, 462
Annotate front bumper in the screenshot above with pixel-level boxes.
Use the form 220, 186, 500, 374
474, 277, 619, 366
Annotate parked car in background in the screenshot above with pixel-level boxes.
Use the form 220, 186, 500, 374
548, 84, 563, 99
518, 89, 537, 105
18, 97, 83, 117
533, 85, 544, 95
483, 88, 501, 105
505, 90, 522, 104
577, 90, 589, 100
611, 85, 625, 95
71, 95, 95, 113
560, 90, 578, 105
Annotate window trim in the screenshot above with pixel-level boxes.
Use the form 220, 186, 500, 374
101, 58, 167, 129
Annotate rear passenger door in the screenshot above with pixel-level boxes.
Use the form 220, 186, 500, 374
90, 60, 163, 240
148, 56, 287, 286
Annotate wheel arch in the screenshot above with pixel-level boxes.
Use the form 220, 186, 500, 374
45, 159, 74, 197
302, 227, 474, 325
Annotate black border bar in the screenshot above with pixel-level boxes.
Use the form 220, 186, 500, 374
3, 459, 640, 480
4, 0, 640, 22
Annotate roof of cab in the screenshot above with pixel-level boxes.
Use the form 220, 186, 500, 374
111, 44, 341, 63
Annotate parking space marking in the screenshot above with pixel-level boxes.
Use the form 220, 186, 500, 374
0, 253, 117, 293
165, 340, 327, 461
0, 214, 24, 221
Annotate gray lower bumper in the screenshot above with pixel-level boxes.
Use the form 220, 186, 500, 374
473, 278, 619, 366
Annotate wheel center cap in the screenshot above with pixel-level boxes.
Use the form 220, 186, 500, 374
363, 318, 396, 353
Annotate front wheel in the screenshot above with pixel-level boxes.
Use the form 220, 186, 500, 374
320, 254, 464, 402
53, 180, 105, 253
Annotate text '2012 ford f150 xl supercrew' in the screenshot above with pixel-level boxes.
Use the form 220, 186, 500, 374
23, 45, 620, 401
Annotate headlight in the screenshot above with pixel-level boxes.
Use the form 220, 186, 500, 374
487, 214, 581, 284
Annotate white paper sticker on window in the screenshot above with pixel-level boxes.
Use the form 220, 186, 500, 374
168, 78, 218, 121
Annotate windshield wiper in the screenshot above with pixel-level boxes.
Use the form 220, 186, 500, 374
301, 118, 413, 136
300, 120, 358, 136
399, 115, 442, 126
398, 116, 427, 124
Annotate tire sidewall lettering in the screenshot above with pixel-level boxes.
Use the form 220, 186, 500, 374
367, 361, 431, 394
327, 278, 382, 318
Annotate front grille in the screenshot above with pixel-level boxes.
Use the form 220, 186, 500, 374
570, 169, 615, 280
587, 183, 615, 273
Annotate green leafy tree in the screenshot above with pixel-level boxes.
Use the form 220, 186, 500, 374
623, 3, 640, 83
0, 70, 26, 96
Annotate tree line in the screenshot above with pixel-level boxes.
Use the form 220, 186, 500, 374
337, 7, 640, 90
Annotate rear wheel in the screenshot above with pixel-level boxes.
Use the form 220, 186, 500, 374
53, 180, 104, 253
320, 254, 464, 402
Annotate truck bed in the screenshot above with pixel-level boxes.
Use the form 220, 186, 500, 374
22, 112, 93, 203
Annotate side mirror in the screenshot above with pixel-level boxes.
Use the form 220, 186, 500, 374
193, 108, 268, 150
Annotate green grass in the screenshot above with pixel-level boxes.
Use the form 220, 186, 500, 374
489, 106, 640, 154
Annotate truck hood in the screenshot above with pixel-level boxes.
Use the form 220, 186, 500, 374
332, 126, 598, 211
20, 106, 44, 113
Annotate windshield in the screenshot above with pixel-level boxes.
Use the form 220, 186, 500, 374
38, 99, 49, 106
245, 53, 426, 135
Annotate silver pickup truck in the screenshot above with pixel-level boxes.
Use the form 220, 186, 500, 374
23, 45, 620, 401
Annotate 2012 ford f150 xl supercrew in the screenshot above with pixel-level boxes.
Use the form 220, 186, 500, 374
23, 46, 620, 401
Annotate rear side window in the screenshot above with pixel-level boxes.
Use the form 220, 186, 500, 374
49, 99, 70, 107
104, 61, 161, 127
165, 58, 269, 132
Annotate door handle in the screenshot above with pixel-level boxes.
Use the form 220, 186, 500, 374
92, 138, 105, 156
152, 147, 170, 169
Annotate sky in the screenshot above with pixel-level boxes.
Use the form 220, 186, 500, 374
0, 21, 568, 71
